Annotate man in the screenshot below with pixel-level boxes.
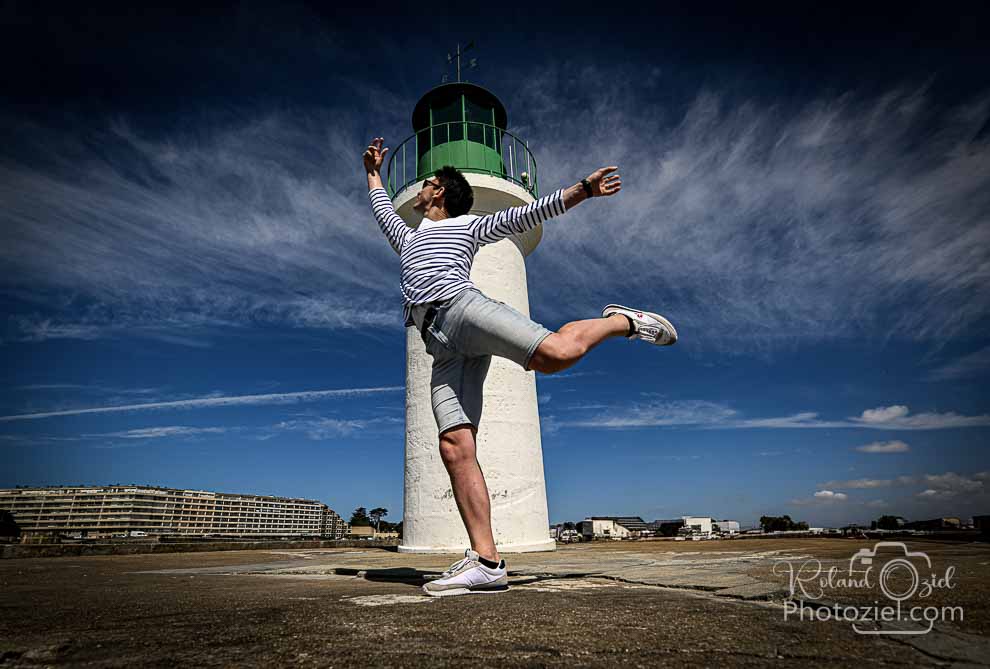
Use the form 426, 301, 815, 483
363, 137, 677, 596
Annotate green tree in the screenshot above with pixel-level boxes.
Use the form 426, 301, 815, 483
760, 515, 806, 532
875, 515, 903, 530
369, 507, 388, 532
350, 507, 371, 527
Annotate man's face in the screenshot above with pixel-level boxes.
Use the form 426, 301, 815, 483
412, 178, 443, 213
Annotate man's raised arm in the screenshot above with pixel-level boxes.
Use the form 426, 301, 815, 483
364, 137, 409, 255
471, 166, 622, 245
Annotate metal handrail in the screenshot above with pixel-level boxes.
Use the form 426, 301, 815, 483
385, 121, 539, 199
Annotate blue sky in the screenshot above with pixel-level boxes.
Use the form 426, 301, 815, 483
2, 3, 988, 528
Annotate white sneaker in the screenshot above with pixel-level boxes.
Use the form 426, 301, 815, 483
602, 304, 678, 345
422, 549, 508, 597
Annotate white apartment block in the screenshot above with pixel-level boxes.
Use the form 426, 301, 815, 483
0, 485, 347, 540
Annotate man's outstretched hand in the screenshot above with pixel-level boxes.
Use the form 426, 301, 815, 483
364, 137, 389, 175
562, 165, 621, 210
586, 166, 621, 197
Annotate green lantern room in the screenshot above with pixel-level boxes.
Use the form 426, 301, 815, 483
386, 82, 539, 201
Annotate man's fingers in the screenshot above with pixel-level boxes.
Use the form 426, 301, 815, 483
381, 147, 389, 156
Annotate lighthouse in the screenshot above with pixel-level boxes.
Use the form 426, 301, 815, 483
385, 81, 555, 554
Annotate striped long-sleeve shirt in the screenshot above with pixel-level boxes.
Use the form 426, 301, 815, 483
369, 187, 566, 326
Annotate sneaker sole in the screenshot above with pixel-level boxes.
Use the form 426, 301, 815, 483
421, 584, 509, 597
602, 304, 678, 344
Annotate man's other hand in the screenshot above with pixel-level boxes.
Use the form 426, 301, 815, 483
364, 137, 389, 175
586, 166, 621, 197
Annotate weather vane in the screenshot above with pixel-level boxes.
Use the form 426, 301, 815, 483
441, 41, 477, 84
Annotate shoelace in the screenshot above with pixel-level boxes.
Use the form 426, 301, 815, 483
439, 555, 474, 578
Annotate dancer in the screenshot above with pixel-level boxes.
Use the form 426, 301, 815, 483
363, 137, 676, 596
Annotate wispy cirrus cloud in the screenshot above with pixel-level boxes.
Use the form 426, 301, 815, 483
88, 426, 228, 439
564, 400, 737, 429
818, 476, 917, 490
272, 415, 402, 440
4, 65, 989, 351
0, 386, 403, 422
520, 67, 990, 347
1, 103, 410, 344
561, 401, 990, 431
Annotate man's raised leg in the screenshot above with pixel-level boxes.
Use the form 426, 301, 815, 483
437, 423, 500, 562
528, 313, 631, 374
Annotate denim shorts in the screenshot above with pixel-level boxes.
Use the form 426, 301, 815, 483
409, 288, 553, 435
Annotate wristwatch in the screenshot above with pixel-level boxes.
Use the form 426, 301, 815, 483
581, 178, 593, 197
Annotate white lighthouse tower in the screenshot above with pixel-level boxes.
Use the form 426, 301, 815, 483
385, 81, 555, 553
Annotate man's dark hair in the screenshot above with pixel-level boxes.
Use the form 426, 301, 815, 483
435, 165, 473, 216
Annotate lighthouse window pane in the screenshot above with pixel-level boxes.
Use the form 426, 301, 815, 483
417, 129, 429, 159
467, 122, 483, 144
464, 98, 490, 124
431, 99, 463, 143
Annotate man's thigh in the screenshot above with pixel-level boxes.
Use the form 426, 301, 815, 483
443, 290, 552, 370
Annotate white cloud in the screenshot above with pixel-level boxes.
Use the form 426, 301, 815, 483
855, 440, 910, 453
558, 399, 990, 432
849, 406, 990, 430
923, 472, 984, 494
731, 412, 847, 429
791, 489, 849, 505
819, 476, 916, 489
274, 417, 367, 440
90, 426, 227, 439
0, 385, 403, 422
563, 400, 738, 428
917, 489, 956, 500
858, 406, 910, 423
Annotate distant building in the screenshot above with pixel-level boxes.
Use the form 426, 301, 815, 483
0, 485, 347, 540
903, 517, 961, 532
714, 520, 740, 535
346, 525, 398, 540
582, 516, 650, 540
973, 516, 990, 536
648, 519, 685, 537
681, 516, 715, 537
675, 517, 741, 538
870, 516, 907, 530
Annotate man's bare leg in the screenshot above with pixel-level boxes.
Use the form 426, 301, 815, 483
438, 424, 500, 562
434, 315, 633, 561
529, 313, 630, 374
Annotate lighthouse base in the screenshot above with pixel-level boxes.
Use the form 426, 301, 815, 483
397, 538, 556, 554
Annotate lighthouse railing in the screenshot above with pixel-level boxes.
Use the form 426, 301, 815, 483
386, 122, 539, 199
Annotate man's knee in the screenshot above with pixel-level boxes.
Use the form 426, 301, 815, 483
531, 333, 585, 373
438, 424, 476, 467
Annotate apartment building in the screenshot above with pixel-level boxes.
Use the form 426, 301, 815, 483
0, 485, 348, 540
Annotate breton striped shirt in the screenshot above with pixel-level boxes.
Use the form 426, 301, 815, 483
368, 187, 566, 326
